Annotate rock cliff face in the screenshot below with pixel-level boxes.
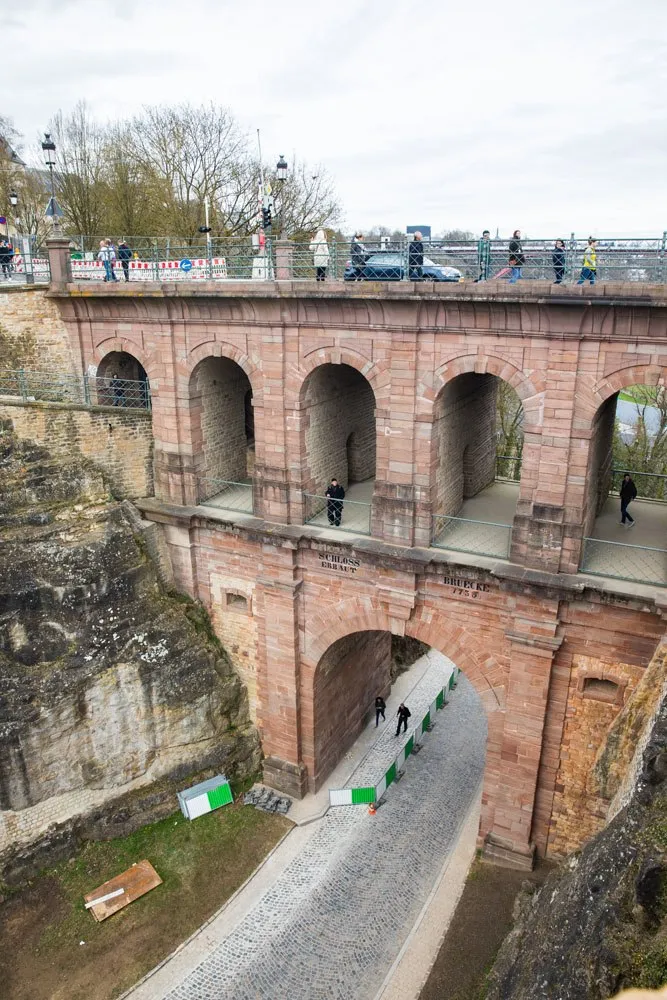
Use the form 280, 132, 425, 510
486, 673, 667, 999
0, 417, 259, 882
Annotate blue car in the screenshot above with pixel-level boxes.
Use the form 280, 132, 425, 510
344, 251, 462, 282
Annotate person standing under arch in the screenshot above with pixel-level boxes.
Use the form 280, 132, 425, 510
325, 477, 345, 526
620, 473, 637, 526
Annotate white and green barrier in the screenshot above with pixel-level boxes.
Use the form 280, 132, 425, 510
328, 666, 460, 808
178, 774, 234, 820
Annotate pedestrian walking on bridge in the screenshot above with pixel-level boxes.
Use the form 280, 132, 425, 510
310, 229, 330, 281
375, 695, 386, 727
408, 231, 424, 280
475, 230, 491, 282
508, 230, 525, 283
396, 703, 411, 736
620, 473, 637, 526
577, 237, 597, 285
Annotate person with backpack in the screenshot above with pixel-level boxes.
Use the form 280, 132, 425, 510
396, 703, 411, 736
508, 230, 525, 284
117, 240, 132, 282
577, 237, 597, 285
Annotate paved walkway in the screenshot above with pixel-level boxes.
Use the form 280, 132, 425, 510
127, 654, 487, 1000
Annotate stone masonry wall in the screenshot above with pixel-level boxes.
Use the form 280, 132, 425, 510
303, 364, 376, 493
433, 373, 498, 515
191, 357, 251, 483
583, 393, 617, 535
313, 630, 391, 789
545, 654, 644, 857
0, 399, 153, 498
0, 288, 78, 374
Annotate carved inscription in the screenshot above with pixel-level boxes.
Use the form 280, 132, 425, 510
443, 576, 489, 598
320, 554, 361, 574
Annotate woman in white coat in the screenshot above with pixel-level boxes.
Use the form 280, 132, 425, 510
310, 228, 330, 281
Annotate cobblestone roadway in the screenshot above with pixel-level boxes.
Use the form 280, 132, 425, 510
163, 655, 486, 1000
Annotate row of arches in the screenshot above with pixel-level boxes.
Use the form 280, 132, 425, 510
97, 345, 667, 572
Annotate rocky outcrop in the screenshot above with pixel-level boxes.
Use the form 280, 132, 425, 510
0, 418, 259, 883
486, 673, 667, 999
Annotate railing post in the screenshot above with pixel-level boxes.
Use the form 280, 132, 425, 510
275, 239, 294, 280
17, 367, 28, 401
46, 235, 73, 286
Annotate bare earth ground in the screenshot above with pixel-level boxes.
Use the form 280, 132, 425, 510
419, 858, 554, 1000
0, 804, 291, 1000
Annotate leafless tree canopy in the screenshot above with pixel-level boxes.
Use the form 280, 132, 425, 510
30, 102, 342, 244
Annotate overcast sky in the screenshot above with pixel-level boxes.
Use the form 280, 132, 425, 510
3, 0, 667, 236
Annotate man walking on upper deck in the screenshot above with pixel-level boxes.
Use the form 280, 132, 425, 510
475, 230, 491, 282
408, 231, 424, 281
577, 237, 597, 285
620, 473, 637, 526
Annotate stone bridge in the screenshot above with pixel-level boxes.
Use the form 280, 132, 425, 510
46, 260, 667, 867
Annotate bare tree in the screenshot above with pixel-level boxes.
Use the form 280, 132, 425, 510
496, 381, 524, 480
613, 386, 667, 498
51, 103, 107, 238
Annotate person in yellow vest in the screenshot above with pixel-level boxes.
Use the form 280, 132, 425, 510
577, 237, 597, 285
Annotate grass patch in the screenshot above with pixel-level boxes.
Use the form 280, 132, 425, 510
0, 800, 291, 1000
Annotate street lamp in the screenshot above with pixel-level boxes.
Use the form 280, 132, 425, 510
276, 154, 288, 183
41, 132, 60, 231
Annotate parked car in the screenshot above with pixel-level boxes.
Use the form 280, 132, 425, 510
344, 251, 462, 282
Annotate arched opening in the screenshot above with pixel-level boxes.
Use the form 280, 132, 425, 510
308, 628, 486, 803
96, 351, 150, 409
300, 363, 376, 533
581, 383, 667, 585
431, 373, 523, 558
190, 356, 254, 512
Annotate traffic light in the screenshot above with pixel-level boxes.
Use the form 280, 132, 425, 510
262, 206, 272, 230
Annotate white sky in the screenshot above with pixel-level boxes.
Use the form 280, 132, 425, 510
4, 0, 667, 236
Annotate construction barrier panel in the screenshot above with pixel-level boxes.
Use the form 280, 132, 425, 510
328, 666, 460, 808
177, 774, 233, 820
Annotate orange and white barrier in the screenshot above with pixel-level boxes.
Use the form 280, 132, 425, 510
69, 257, 228, 281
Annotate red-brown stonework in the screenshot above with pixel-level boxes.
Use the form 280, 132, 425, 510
43, 279, 667, 866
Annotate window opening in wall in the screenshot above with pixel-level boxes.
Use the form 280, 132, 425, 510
226, 592, 248, 611
582, 677, 620, 703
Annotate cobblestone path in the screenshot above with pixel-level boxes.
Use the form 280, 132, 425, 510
162, 655, 486, 1000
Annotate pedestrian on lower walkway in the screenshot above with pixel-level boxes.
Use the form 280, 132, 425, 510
325, 477, 345, 526
396, 702, 411, 736
375, 695, 386, 727
620, 473, 637, 526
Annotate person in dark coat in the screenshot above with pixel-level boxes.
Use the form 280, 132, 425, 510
475, 230, 492, 282
396, 702, 411, 736
375, 695, 386, 727
325, 477, 345, 526
118, 240, 132, 282
508, 229, 525, 284
408, 231, 424, 280
111, 374, 126, 407
620, 473, 637, 526
0, 240, 13, 278
350, 233, 367, 280
552, 239, 566, 284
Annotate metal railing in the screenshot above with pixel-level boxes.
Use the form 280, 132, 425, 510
303, 492, 371, 535
496, 454, 522, 481
0, 237, 50, 285
432, 514, 512, 559
0, 368, 151, 410
197, 477, 254, 513
63, 234, 667, 285
609, 469, 667, 501
580, 537, 667, 587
